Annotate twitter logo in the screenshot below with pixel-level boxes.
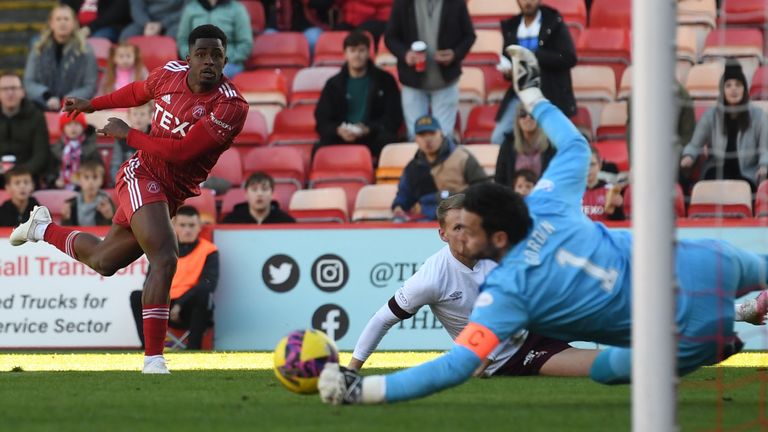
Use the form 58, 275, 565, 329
262, 255, 300, 292
270, 262, 293, 284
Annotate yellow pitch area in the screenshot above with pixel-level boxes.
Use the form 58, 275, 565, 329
0, 351, 764, 372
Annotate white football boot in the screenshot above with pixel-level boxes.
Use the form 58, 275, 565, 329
9, 205, 51, 246
142, 356, 171, 374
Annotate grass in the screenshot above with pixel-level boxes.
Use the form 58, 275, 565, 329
1, 352, 767, 431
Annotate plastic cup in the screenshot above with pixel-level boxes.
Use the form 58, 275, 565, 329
411, 41, 427, 72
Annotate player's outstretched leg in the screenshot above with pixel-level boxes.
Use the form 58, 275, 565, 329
130, 201, 179, 374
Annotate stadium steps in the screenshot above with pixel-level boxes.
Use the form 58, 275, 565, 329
0, 1, 56, 75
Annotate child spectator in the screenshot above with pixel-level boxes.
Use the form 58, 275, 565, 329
582, 147, 625, 222
98, 43, 148, 96
0, 168, 39, 227
61, 160, 115, 226
512, 168, 537, 197
222, 172, 296, 224
47, 111, 101, 189
111, 103, 152, 183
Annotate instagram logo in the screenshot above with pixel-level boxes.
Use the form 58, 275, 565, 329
311, 254, 349, 292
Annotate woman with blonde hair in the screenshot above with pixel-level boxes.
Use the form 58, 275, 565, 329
494, 104, 556, 186
24, 4, 98, 111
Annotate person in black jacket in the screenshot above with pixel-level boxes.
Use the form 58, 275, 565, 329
0, 168, 40, 227
384, 0, 476, 140
222, 172, 296, 224
314, 30, 403, 158
491, 0, 577, 144
494, 105, 556, 186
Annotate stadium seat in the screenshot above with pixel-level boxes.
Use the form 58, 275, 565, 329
309, 145, 374, 213
481, 65, 508, 104
126, 35, 178, 71
375, 37, 397, 67
596, 101, 627, 141
467, 0, 520, 29
678, 0, 717, 30
464, 105, 499, 144
231, 70, 288, 107
183, 188, 217, 224
542, 0, 587, 33
32, 189, 77, 223
45, 111, 61, 143
755, 180, 768, 218
594, 139, 629, 172
246, 32, 310, 70
459, 67, 486, 107
688, 180, 753, 219
219, 186, 293, 221
243, 146, 306, 190
86, 110, 129, 144
623, 183, 686, 219
463, 144, 499, 177
676, 26, 699, 84
685, 62, 724, 100
701, 29, 764, 79
693, 100, 716, 121
232, 108, 269, 155
268, 105, 318, 146
588, 0, 630, 29
352, 184, 398, 222
376, 142, 418, 183
570, 106, 594, 141
617, 66, 631, 100
576, 28, 631, 89
240, 0, 266, 34
290, 66, 340, 106
571, 65, 616, 133
289, 188, 348, 223
750, 65, 768, 100
87, 37, 112, 71
208, 148, 243, 188
465, 30, 504, 67
313, 31, 374, 67
0, 190, 8, 204
718, 0, 768, 28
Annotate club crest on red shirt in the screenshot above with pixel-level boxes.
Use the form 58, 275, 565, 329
147, 182, 160, 193
192, 105, 206, 119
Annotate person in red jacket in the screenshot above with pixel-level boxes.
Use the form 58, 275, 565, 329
336, 0, 393, 44
582, 146, 625, 222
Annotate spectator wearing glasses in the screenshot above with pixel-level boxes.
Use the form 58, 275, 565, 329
494, 105, 555, 187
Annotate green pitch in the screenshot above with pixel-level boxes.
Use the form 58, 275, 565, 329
1, 352, 766, 431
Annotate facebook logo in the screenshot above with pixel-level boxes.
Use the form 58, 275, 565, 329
311, 304, 349, 341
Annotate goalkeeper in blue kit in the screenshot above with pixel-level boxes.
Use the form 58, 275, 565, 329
318, 45, 768, 405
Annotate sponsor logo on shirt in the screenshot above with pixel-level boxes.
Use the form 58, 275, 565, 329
161, 94, 171, 104
153, 104, 191, 137
448, 291, 463, 301
209, 112, 233, 131
398, 291, 409, 307
523, 349, 548, 366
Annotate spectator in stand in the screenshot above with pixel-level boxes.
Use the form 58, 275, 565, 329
392, 115, 488, 221
61, 160, 115, 226
24, 4, 98, 112
119, 0, 187, 41
494, 105, 555, 186
336, 0, 392, 44
0, 168, 40, 227
680, 60, 768, 191
261, 0, 335, 55
512, 168, 537, 196
61, 0, 131, 42
111, 103, 151, 184
46, 111, 101, 189
314, 30, 402, 159
0, 74, 51, 186
98, 42, 148, 96
582, 146, 625, 222
177, 0, 253, 78
130, 205, 219, 350
222, 172, 296, 224
492, 0, 577, 145
384, 0, 476, 140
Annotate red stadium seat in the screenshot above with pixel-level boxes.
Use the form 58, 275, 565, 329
0, 190, 8, 204
289, 188, 348, 223
589, 0, 631, 29
464, 104, 499, 144
542, 0, 587, 33
465, 30, 504, 67
595, 101, 627, 141
126, 35, 178, 71
467, 0, 520, 29
183, 188, 217, 224
309, 145, 374, 214
246, 32, 310, 70
232, 108, 269, 155
45, 111, 61, 143
290, 66, 340, 106
231, 70, 288, 107
718, 0, 768, 27
702, 29, 763, 65
208, 148, 243, 188
241, 0, 266, 34
481, 65, 508, 104
623, 183, 686, 219
755, 180, 768, 218
375, 37, 396, 67
313, 31, 374, 67
688, 180, 753, 219
594, 139, 629, 172
243, 146, 306, 191
576, 28, 631, 90
750, 65, 768, 100
87, 37, 112, 71
32, 189, 77, 223
570, 106, 593, 141
268, 105, 318, 146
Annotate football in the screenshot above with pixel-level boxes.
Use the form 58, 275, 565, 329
273, 329, 339, 394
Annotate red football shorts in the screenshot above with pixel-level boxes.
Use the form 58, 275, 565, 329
112, 157, 181, 228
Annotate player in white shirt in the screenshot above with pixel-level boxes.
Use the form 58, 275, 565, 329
349, 194, 600, 377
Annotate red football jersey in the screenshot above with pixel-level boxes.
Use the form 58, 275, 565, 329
137, 61, 248, 201
582, 183, 610, 221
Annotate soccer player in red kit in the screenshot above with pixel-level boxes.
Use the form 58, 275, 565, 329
9, 24, 248, 374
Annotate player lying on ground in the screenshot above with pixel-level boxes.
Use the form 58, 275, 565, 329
9, 24, 248, 374
318, 45, 768, 405
349, 193, 599, 377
